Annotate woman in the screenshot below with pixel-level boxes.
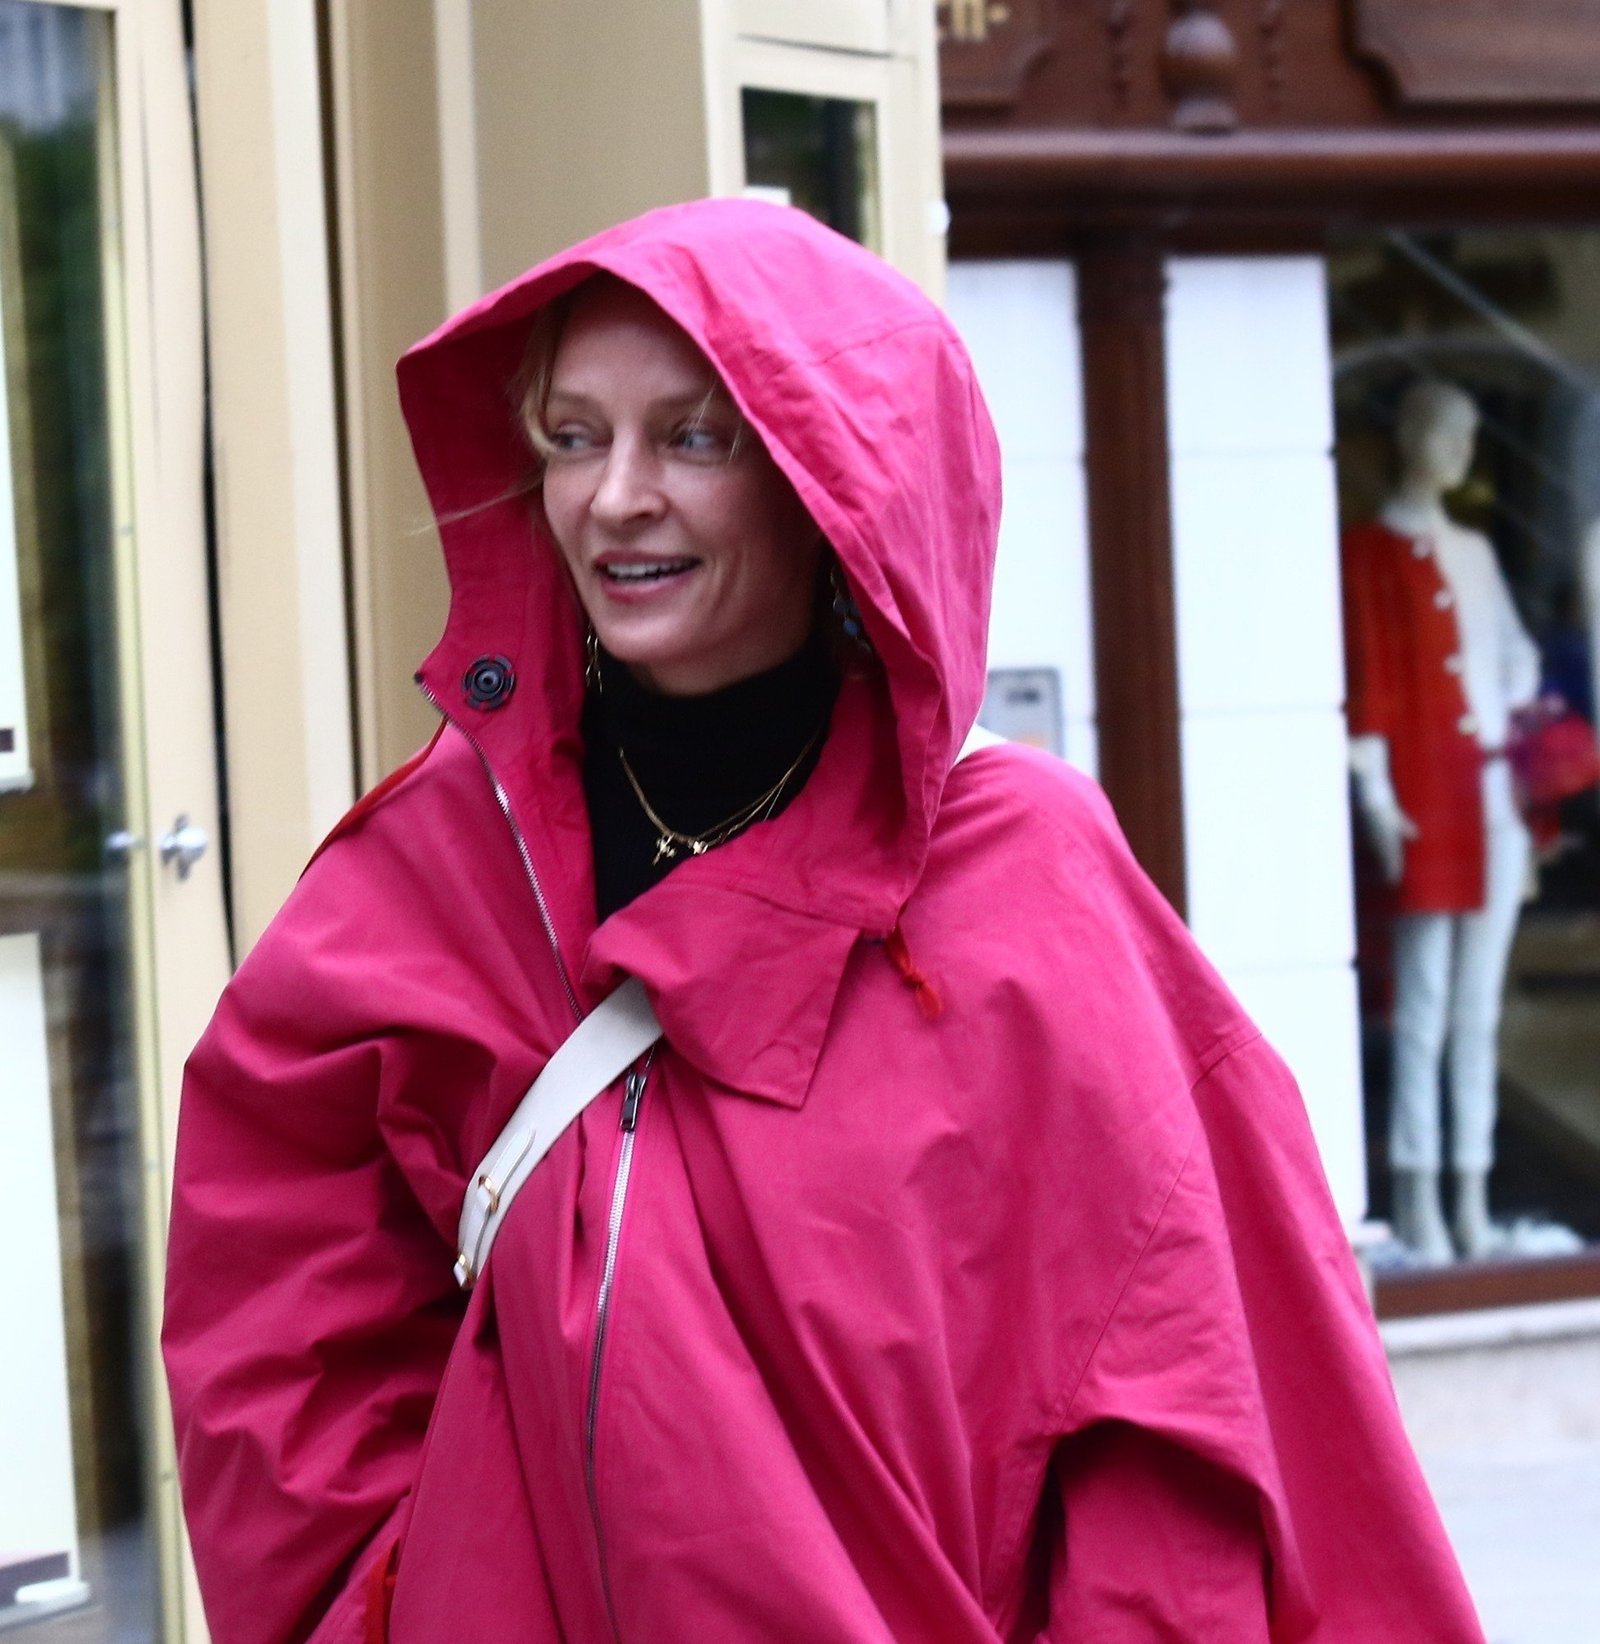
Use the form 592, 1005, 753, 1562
164, 199, 1483, 1644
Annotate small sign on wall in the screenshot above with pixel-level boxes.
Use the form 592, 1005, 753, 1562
978, 666, 1063, 756
1, 267, 33, 795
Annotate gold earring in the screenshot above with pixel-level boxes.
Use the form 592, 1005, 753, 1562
584, 627, 601, 691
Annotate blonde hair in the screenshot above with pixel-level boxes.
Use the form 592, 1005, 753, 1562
511, 274, 749, 470
512, 288, 580, 467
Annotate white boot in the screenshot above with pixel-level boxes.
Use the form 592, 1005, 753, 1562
1452, 1168, 1496, 1259
1392, 1169, 1454, 1265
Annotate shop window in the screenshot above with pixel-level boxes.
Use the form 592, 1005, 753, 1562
0, 3, 162, 1636
740, 87, 881, 251
1328, 230, 1600, 1278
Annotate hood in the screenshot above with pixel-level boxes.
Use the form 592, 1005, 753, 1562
396, 200, 1001, 1097
399, 198, 999, 881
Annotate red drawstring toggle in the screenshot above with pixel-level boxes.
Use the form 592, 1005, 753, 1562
884, 922, 943, 1019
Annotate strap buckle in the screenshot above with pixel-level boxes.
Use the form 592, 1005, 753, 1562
473, 1172, 502, 1215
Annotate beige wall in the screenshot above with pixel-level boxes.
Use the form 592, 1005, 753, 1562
328, 0, 453, 786
472, 0, 713, 289
330, 0, 944, 786
207, 0, 945, 873
332, 0, 721, 786
191, 0, 356, 950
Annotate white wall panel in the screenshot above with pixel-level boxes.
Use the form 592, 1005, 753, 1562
1225, 962, 1367, 1228
1166, 257, 1335, 456
984, 457, 1096, 721
1062, 715, 1099, 778
1167, 254, 1365, 1225
946, 260, 1083, 458
1171, 451, 1345, 715
947, 260, 1095, 768
1182, 708, 1356, 970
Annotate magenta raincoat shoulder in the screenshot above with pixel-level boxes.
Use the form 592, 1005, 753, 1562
164, 199, 1484, 1644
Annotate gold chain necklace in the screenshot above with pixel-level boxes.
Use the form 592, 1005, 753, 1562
617, 724, 825, 865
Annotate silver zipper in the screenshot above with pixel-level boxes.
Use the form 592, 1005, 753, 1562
585, 1063, 649, 1643
418, 684, 644, 1634
415, 686, 582, 1022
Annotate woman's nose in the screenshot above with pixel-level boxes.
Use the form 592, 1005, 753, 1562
590, 435, 662, 524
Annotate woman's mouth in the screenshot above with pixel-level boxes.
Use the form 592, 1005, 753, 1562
598, 557, 699, 585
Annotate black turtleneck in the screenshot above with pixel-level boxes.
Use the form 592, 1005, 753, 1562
582, 638, 839, 921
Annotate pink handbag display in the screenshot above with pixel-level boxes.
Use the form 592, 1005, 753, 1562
1507, 693, 1600, 843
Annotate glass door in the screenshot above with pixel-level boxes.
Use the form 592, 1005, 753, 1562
0, 2, 229, 1639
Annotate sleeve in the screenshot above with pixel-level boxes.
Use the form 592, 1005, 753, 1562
1341, 529, 1397, 742
1056, 1036, 1485, 1644
1492, 562, 1542, 710
162, 919, 464, 1644
1039, 1424, 1269, 1642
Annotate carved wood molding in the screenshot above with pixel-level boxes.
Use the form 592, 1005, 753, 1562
1161, 1, 1239, 133
1102, 0, 1136, 111
937, 0, 1059, 109
1257, 0, 1287, 112
1353, 0, 1600, 106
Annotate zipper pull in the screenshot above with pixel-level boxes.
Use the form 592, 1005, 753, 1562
621, 1068, 646, 1133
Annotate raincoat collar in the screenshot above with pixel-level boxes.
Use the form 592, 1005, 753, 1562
396, 199, 1001, 1105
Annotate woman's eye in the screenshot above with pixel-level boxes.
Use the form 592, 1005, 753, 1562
547, 424, 599, 455
670, 422, 729, 456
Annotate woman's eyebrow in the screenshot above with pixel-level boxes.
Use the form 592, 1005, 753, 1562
545, 384, 730, 415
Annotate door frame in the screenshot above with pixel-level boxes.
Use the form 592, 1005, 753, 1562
12, 0, 234, 1636
113, 1, 233, 1635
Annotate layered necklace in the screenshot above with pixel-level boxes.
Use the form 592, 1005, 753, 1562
617, 721, 826, 864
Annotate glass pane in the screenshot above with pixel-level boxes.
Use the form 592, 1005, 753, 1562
740, 86, 882, 251
0, 5, 159, 1639
1328, 228, 1600, 1270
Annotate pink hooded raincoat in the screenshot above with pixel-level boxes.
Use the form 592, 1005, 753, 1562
164, 199, 1484, 1644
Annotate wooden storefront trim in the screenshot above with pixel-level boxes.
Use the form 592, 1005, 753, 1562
1377, 1252, 1600, 1320
1077, 238, 1187, 917
944, 126, 1600, 231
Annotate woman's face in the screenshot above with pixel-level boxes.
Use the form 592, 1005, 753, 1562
539, 281, 824, 696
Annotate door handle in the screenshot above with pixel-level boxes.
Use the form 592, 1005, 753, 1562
104, 829, 146, 862
159, 814, 210, 881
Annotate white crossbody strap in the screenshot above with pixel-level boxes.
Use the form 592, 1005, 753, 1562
452, 724, 1005, 1287
453, 974, 662, 1287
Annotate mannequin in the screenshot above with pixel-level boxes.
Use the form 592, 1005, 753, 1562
1343, 381, 1540, 1262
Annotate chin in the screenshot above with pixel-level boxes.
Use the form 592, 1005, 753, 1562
597, 627, 687, 671
596, 634, 703, 693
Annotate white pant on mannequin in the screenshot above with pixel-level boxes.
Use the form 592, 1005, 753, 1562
1389, 763, 1529, 1254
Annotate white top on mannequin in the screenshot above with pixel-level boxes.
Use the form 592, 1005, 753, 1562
1350, 382, 1540, 875
1376, 493, 1539, 754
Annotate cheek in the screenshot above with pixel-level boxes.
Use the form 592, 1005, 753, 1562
539, 480, 583, 564
718, 470, 818, 583
744, 532, 823, 636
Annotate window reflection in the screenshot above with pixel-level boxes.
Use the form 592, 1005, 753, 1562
741, 87, 882, 251
0, 3, 160, 1638
1330, 229, 1600, 1269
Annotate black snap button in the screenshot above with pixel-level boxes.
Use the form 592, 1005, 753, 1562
463, 655, 515, 709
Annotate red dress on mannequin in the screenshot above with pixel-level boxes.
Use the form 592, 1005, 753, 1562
1342, 519, 1488, 914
